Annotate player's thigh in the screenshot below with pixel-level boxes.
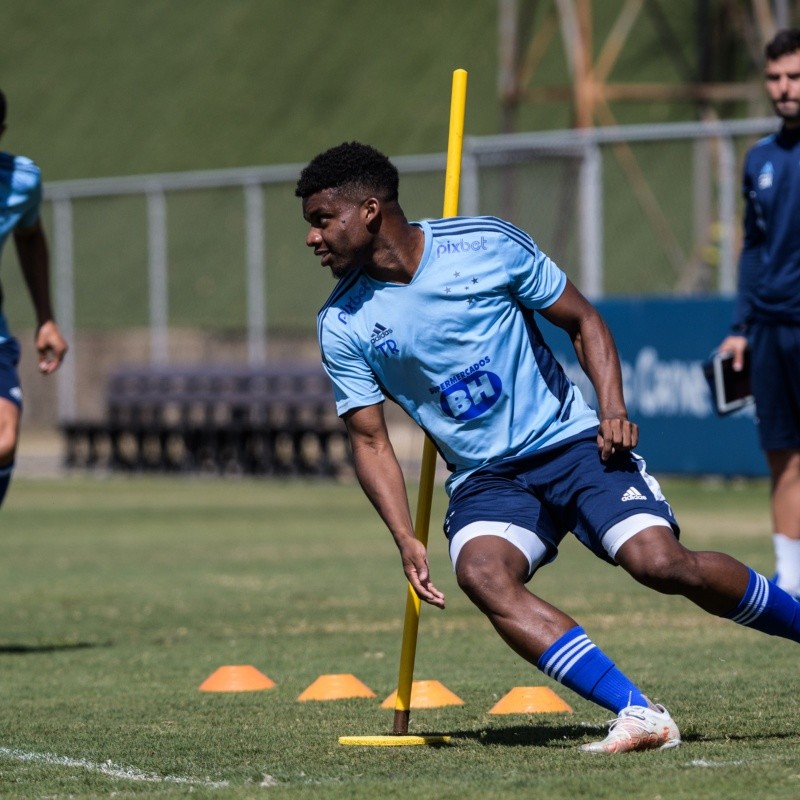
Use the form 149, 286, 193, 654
613, 523, 689, 581
450, 521, 550, 587
0, 397, 20, 462
445, 471, 562, 581
765, 447, 800, 481
539, 436, 679, 562
751, 324, 800, 450
0, 337, 22, 460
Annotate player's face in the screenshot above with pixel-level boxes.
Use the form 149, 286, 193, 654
765, 50, 800, 125
302, 189, 375, 279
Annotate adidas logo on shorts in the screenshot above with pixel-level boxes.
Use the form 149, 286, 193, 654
621, 486, 647, 502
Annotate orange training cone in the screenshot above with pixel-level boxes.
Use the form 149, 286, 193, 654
198, 665, 276, 692
488, 686, 573, 714
297, 674, 376, 701
381, 680, 464, 709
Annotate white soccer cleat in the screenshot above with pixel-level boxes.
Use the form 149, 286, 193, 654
580, 704, 681, 754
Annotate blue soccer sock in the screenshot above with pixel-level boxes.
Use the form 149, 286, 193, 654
724, 567, 800, 642
537, 626, 649, 713
0, 461, 13, 508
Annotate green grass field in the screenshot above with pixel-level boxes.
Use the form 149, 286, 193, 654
1, 474, 797, 799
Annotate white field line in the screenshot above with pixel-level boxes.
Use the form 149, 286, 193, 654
0, 746, 232, 788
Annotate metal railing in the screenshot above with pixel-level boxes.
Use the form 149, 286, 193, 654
43, 116, 779, 422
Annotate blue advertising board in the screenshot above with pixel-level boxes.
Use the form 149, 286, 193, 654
539, 297, 766, 477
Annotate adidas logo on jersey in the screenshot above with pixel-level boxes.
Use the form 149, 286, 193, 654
370, 321, 399, 357
370, 322, 393, 343
621, 486, 647, 502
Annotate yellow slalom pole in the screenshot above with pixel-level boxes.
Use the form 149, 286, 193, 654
392, 68, 468, 737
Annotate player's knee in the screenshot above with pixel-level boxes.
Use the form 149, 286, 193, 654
456, 556, 513, 608
455, 557, 491, 599
618, 536, 693, 589
0, 402, 20, 464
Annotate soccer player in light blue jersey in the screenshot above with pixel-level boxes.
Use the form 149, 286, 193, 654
297, 141, 800, 754
0, 90, 68, 508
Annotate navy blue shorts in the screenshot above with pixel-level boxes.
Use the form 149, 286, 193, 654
0, 338, 22, 409
444, 432, 679, 570
750, 322, 800, 451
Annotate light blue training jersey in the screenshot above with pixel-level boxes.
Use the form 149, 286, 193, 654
0, 152, 42, 340
317, 215, 600, 494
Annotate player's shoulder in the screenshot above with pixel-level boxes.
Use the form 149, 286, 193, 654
317, 270, 369, 329
427, 215, 535, 248
428, 214, 520, 234
0, 151, 42, 193
746, 133, 780, 160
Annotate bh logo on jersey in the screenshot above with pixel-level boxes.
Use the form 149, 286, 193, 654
440, 370, 502, 420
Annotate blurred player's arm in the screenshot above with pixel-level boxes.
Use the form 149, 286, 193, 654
13, 219, 68, 373
343, 403, 445, 608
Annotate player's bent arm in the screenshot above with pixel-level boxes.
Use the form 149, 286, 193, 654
343, 404, 445, 608
539, 279, 637, 458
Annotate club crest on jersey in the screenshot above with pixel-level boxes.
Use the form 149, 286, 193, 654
757, 161, 774, 190
440, 370, 502, 420
371, 322, 398, 356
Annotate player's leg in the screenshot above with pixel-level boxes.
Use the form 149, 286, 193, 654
0, 338, 23, 508
613, 524, 800, 643
551, 431, 800, 642
450, 524, 680, 753
453, 532, 575, 659
453, 529, 651, 711
444, 445, 682, 753
610, 521, 749, 611
768, 448, 800, 595
0, 397, 20, 507
751, 323, 800, 594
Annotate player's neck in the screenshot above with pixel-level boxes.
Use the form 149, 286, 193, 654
364, 223, 424, 285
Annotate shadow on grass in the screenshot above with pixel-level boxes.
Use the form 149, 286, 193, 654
0, 641, 113, 654
444, 725, 721, 748
450, 723, 588, 747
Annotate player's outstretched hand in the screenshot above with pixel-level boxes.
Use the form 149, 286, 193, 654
400, 538, 446, 609
597, 415, 638, 461
36, 320, 68, 374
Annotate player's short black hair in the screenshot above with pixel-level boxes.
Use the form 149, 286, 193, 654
0, 90, 6, 127
295, 141, 399, 202
765, 28, 800, 61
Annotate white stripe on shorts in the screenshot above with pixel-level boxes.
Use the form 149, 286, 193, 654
448, 520, 548, 577
602, 513, 673, 559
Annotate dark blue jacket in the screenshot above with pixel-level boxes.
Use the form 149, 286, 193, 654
733, 126, 800, 329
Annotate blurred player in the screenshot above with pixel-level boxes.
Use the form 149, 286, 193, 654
717, 29, 800, 597
0, 89, 68, 507
297, 141, 800, 754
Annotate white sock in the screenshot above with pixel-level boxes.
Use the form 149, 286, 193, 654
773, 533, 800, 595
